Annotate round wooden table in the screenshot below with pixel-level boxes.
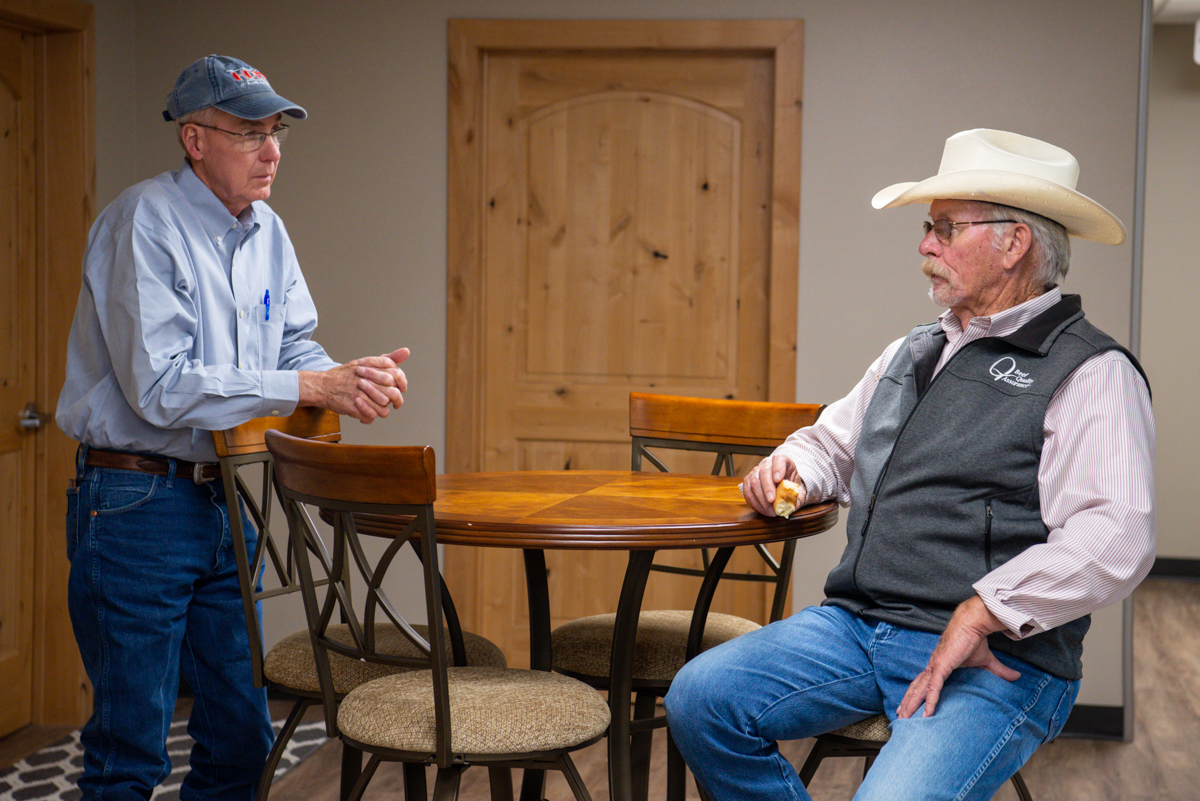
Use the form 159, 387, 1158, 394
353, 471, 838, 801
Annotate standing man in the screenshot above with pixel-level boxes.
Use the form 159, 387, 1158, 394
664, 129, 1155, 800
57, 55, 408, 800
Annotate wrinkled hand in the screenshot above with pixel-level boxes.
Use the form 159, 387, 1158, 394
299, 347, 411, 424
349, 347, 410, 412
741, 455, 803, 516
897, 595, 1019, 719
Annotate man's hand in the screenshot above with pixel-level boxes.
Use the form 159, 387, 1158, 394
741, 455, 803, 516
897, 595, 1020, 719
299, 347, 410, 424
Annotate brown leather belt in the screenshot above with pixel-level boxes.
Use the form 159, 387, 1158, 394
84, 449, 221, 484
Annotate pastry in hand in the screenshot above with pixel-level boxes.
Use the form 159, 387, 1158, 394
773, 479, 803, 519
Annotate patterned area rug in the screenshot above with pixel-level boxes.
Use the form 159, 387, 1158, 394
0, 718, 327, 801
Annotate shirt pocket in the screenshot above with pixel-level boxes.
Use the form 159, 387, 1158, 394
253, 300, 287, 367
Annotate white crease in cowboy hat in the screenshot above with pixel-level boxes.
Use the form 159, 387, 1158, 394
871, 129, 1127, 245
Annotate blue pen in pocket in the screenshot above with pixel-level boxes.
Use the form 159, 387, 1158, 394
264, 289, 270, 321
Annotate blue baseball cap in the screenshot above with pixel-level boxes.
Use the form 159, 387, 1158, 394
163, 55, 307, 122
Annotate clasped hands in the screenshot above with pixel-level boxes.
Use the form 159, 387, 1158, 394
300, 346, 410, 424
741, 455, 1021, 719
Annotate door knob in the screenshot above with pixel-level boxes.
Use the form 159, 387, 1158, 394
19, 402, 50, 430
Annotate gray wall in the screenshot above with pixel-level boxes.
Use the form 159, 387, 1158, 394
90, 0, 1149, 709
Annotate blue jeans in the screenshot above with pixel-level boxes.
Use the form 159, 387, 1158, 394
664, 605, 1079, 801
66, 446, 274, 801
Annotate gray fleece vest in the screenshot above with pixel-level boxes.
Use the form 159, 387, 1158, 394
823, 295, 1148, 680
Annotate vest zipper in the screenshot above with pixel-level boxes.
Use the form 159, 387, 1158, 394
985, 501, 994, 571
851, 343, 975, 595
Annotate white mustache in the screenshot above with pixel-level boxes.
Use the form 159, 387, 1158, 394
921, 258, 949, 281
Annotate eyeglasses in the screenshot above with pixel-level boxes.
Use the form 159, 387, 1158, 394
183, 122, 290, 151
923, 218, 1017, 244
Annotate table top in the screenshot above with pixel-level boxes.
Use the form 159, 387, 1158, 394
353, 470, 837, 550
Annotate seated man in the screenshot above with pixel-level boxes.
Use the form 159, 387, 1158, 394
664, 128, 1155, 801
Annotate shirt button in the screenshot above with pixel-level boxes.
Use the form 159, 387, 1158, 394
239, 361, 245, 369
238, 310, 244, 319
270, 410, 280, 416
216, 236, 222, 245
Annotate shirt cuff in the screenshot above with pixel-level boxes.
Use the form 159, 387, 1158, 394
975, 587, 1043, 640
259, 370, 302, 418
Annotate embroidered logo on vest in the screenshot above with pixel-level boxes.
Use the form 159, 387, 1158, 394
989, 356, 1035, 388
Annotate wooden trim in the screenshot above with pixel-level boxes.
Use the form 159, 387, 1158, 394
445, 19, 805, 472
0, 0, 95, 726
768, 22, 803, 402
446, 19, 486, 475
0, 0, 90, 31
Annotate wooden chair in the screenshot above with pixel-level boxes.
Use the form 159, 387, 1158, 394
266, 431, 611, 801
213, 409, 505, 801
550, 392, 824, 801
798, 713, 1034, 800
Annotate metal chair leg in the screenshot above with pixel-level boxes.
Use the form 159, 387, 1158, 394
630, 693, 657, 801
1011, 769, 1034, 801
433, 764, 467, 801
404, 762, 429, 800
339, 743, 363, 801
797, 738, 833, 786
488, 766, 514, 801
665, 730, 688, 801
257, 697, 315, 801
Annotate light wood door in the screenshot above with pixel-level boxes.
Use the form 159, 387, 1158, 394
446, 20, 803, 665
0, 0, 93, 727
0, 23, 37, 737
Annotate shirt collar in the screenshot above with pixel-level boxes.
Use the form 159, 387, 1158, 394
174, 160, 260, 244
937, 287, 1063, 341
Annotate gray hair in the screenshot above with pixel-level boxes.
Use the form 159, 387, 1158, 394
174, 106, 220, 154
977, 200, 1071, 289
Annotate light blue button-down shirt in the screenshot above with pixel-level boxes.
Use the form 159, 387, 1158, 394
57, 161, 338, 461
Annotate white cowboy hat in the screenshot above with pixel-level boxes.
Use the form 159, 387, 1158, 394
871, 128, 1127, 245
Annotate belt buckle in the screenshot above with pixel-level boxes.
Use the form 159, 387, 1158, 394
192, 462, 216, 485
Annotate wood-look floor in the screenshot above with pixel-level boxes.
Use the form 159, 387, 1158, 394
5, 578, 1198, 800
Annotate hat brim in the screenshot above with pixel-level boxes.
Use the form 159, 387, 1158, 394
215, 93, 307, 121
871, 170, 1126, 245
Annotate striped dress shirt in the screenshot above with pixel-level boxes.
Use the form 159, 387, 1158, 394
778, 288, 1156, 640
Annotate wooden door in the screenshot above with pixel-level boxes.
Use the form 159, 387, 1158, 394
446, 20, 803, 665
0, 23, 37, 737
0, 0, 93, 728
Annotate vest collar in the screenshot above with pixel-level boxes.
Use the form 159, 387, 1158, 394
998, 294, 1085, 355
910, 294, 1085, 397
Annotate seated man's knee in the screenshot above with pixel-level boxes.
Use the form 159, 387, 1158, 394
664, 647, 744, 738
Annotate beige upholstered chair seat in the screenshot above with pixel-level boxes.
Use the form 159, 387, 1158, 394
338, 666, 611, 754
551, 610, 760, 682
827, 714, 892, 742
264, 624, 507, 695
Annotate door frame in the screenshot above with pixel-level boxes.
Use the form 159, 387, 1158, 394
446, 18, 804, 474
0, 0, 94, 726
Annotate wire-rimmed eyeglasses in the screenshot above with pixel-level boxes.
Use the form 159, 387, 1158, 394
182, 122, 290, 151
923, 218, 1017, 244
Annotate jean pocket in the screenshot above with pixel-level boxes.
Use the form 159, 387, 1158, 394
95, 470, 160, 515
65, 486, 80, 561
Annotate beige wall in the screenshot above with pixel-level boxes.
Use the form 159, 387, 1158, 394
88, 0, 1147, 711
1144, 24, 1200, 561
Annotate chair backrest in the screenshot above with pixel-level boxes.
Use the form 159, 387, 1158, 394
628, 392, 825, 622
212, 407, 341, 687
265, 431, 456, 761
